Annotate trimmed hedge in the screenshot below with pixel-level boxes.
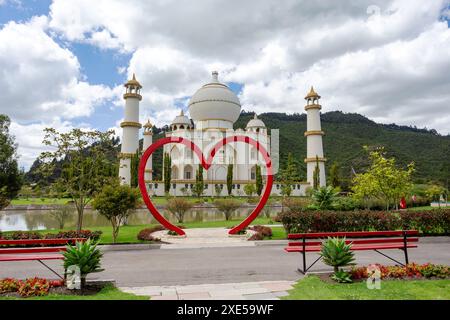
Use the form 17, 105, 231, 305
0, 230, 103, 245
278, 209, 450, 235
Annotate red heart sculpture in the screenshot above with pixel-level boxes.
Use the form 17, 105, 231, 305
138, 135, 273, 235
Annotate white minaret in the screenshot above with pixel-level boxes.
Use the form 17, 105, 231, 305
119, 74, 142, 185
304, 87, 326, 187
143, 119, 153, 181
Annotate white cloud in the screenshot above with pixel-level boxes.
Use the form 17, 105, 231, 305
0, 16, 117, 169
4, 0, 450, 169
46, 0, 450, 135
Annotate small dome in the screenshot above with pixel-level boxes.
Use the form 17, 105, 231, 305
171, 110, 191, 126
305, 86, 320, 100
246, 114, 266, 129
188, 71, 241, 124
125, 73, 142, 88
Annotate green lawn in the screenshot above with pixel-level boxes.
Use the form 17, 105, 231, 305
0, 284, 148, 300
11, 198, 74, 205
282, 276, 450, 300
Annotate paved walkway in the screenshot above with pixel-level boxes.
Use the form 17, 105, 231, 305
121, 280, 295, 300
154, 227, 257, 249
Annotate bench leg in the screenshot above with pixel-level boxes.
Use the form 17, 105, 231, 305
373, 250, 405, 267
403, 247, 409, 265
37, 260, 64, 280
298, 253, 322, 274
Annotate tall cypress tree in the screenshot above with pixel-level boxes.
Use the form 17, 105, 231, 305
163, 153, 172, 194
227, 164, 233, 196
192, 164, 204, 197
328, 162, 340, 188
255, 165, 263, 196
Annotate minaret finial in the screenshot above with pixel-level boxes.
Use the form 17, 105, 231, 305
212, 71, 219, 82
180, 109, 184, 116
132, 73, 136, 80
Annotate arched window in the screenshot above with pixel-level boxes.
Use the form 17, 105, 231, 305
171, 166, 179, 180
184, 165, 193, 180
250, 166, 256, 180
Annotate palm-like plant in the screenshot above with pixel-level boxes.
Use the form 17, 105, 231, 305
63, 239, 104, 288
312, 186, 339, 209
320, 237, 355, 273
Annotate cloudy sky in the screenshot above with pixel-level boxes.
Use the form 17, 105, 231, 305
1, 0, 449, 170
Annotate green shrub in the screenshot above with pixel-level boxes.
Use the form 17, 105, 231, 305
166, 198, 194, 223
312, 186, 339, 209
137, 226, 164, 241
278, 209, 450, 235
214, 199, 241, 221
282, 197, 311, 212
331, 270, 353, 283
63, 239, 104, 288
320, 237, 355, 273
332, 197, 360, 211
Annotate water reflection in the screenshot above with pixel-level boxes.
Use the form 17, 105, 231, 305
0, 207, 282, 232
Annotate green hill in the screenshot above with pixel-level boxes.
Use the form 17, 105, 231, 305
234, 111, 449, 186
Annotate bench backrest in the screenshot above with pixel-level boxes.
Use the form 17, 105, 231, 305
287, 230, 418, 240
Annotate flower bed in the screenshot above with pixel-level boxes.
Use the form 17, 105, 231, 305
0, 278, 64, 298
0, 230, 102, 246
350, 263, 450, 280
248, 225, 273, 240
278, 209, 450, 235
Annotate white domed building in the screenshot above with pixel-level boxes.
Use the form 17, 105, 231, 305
119, 71, 323, 196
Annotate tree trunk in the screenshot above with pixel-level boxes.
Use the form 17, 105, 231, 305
77, 207, 84, 233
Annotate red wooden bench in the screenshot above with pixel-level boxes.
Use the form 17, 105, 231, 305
0, 238, 86, 279
284, 230, 419, 274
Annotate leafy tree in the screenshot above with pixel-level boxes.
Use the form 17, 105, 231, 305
312, 186, 339, 210
192, 164, 205, 198
226, 164, 233, 196
166, 198, 193, 223
280, 153, 298, 197
352, 147, 415, 210
0, 115, 22, 210
50, 205, 74, 229
426, 184, 446, 208
255, 165, 263, 196
243, 184, 256, 197
92, 181, 141, 243
39, 128, 117, 232
163, 152, 172, 194
214, 199, 241, 221
329, 162, 340, 188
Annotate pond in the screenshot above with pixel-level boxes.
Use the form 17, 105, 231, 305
0, 206, 282, 232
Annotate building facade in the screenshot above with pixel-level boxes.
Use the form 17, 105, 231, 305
119, 72, 326, 196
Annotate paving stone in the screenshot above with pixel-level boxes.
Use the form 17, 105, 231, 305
273, 291, 289, 297
178, 292, 211, 300
260, 283, 294, 292
151, 295, 179, 300
243, 293, 279, 300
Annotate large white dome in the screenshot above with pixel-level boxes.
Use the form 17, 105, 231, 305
188, 71, 241, 124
